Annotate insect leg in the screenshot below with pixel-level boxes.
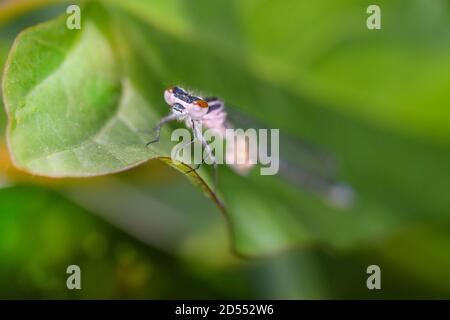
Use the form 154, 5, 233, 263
200, 134, 217, 166
146, 113, 180, 146
173, 130, 197, 160
200, 134, 218, 192
185, 121, 203, 174
185, 119, 219, 190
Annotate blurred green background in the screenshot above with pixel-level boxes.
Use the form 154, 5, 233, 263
1, 0, 450, 299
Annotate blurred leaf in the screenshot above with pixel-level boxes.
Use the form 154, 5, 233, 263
3, 0, 450, 258
61, 165, 227, 257
0, 184, 239, 299
0, 41, 9, 135
102, 2, 450, 257
0, 0, 64, 24
107, 0, 450, 145
376, 224, 450, 293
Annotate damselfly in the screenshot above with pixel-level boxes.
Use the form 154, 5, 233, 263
147, 87, 250, 183
147, 86, 354, 207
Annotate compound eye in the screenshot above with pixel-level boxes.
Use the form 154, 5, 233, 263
166, 86, 175, 93
193, 100, 208, 108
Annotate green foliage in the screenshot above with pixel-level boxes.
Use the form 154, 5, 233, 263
0, 184, 240, 299
3, 14, 167, 176
3, 0, 450, 260
0, 42, 8, 134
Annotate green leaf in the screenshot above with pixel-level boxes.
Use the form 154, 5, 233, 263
4, 1, 450, 257
3, 13, 167, 176
1, 7, 216, 190
2, 6, 222, 223
101, 3, 450, 256
0, 39, 12, 136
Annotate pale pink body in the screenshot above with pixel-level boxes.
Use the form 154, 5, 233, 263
163, 87, 254, 175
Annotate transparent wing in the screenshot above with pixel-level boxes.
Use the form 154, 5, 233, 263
226, 107, 355, 208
